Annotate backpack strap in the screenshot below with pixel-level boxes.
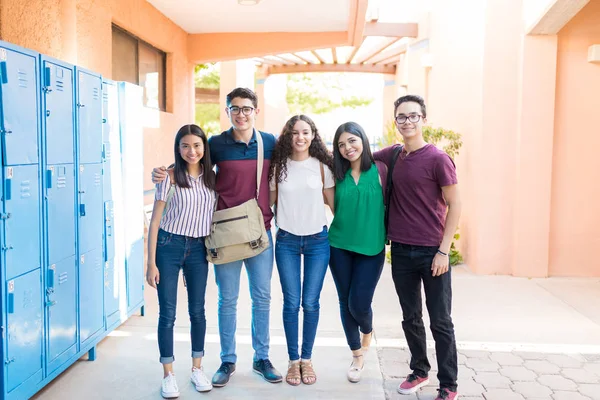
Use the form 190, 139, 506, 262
384, 145, 403, 235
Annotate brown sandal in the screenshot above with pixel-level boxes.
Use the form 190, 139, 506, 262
286, 361, 301, 386
300, 360, 317, 385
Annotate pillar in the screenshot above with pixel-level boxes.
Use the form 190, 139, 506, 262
219, 59, 256, 131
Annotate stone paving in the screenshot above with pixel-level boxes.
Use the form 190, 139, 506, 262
378, 346, 600, 400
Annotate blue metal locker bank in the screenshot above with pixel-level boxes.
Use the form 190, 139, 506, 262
0, 40, 145, 400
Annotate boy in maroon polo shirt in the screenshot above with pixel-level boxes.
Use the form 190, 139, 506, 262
374, 95, 461, 400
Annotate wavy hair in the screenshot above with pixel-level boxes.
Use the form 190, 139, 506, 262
172, 124, 216, 190
268, 115, 333, 184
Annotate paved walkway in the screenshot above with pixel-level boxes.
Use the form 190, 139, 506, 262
32, 258, 600, 400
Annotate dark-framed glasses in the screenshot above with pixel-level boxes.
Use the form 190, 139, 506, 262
395, 114, 423, 124
229, 106, 255, 116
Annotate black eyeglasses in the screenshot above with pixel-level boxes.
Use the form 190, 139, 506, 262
229, 106, 255, 116
395, 114, 423, 124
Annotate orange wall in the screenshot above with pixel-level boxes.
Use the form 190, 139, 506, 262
0, 0, 194, 202
550, 0, 600, 276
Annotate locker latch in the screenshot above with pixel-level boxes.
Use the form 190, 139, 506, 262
4, 357, 15, 365
0, 128, 12, 135
0, 212, 11, 219
1, 245, 13, 251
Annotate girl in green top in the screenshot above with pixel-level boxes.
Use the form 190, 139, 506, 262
328, 122, 387, 384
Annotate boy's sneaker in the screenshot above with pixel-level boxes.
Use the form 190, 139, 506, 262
191, 367, 213, 392
212, 362, 236, 387
397, 373, 429, 394
253, 359, 283, 383
161, 372, 180, 399
435, 388, 459, 400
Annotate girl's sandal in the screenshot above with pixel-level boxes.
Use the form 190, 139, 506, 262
286, 361, 301, 386
300, 360, 317, 385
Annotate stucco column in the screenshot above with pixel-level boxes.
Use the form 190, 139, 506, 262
511, 34, 558, 277
59, 0, 78, 64
219, 59, 256, 131
254, 66, 268, 131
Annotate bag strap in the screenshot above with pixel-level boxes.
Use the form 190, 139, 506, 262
384, 145, 403, 233
255, 130, 264, 200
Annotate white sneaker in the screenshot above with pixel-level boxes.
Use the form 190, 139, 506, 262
161, 372, 180, 398
191, 367, 213, 392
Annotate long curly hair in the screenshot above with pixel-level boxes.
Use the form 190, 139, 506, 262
269, 115, 333, 184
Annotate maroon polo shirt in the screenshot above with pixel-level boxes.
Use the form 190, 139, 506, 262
374, 144, 458, 246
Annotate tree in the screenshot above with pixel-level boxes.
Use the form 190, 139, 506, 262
286, 73, 373, 115
195, 63, 221, 136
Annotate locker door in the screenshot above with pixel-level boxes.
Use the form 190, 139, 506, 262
0, 45, 39, 165
46, 164, 76, 264
46, 255, 77, 368
78, 163, 103, 255
102, 157, 112, 203
4, 165, 41, 280
127, 238, 144, 310
79, 247, 104, 342
76, 70, 102, 164
104, 259, 119, 326
43, 60, 74, 165
5, 269, 43, 392
104, 200, 114, 261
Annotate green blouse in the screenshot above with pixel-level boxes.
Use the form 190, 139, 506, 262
328, 163, 386, 256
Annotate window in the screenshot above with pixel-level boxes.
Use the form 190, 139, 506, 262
112, 25, 166, 111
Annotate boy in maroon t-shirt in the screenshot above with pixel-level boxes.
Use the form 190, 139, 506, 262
374, 95, 461, 400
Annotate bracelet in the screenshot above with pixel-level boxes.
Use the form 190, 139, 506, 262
437, 249, 448, 257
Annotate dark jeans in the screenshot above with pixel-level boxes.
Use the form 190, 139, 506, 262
391, 242, 458, 392
156, 229, 209, 364
329, 246, 385, 351
275, 226, 330, 361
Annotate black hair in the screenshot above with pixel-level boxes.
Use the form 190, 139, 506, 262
393, 94, 427, 118
226, 87, 258, 109
332, 121, 374, 181
172, 124, 216, 190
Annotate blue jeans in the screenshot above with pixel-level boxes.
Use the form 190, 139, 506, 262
275, 226, 330, 361
214, 230, 273, 364
156, 229, 209, 364
328, 246, 385, 351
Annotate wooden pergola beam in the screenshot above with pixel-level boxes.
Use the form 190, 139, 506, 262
332, 48, 338, 64
290, 53, 314, 64
373, 47, 407, 65
346, 38, 365, 64
270, 55, 297, 65
356, 37, 401, 64
268, 63, 395, 75
363, 22, 419, 37
311, 50, 326, 64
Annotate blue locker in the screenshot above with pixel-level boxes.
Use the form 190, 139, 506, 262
3, 164, 41, 280
76, 69, 102, 164
0, 42, 40, 166
46, 255, 77, 373
46, 164, 76, 264
102, 159, 112, 204
78, 163, 103, 255
104, 259, 120, 328
104, 200, 115, 261
42, 57, 75, 165
127, 238, 145, 311
78, 247, 104, 343
4, 269, 43, 393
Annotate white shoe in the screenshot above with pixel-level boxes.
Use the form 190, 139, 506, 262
161, 372, 180, 398
347, 355, 364, 383
191, 367, 213, 392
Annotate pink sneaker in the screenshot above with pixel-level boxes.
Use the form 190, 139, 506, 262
435, 388, 459, 399
397, 373, 429, 394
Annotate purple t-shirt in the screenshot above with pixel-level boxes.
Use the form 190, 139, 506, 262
374, 144, 457, 246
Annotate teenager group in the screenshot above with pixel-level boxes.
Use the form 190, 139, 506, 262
147, 87, 461, 400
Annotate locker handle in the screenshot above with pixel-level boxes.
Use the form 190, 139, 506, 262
0, 61, 7, 84
45, 300, 56, 307
47, 268, 55, 289
80, 204, 86, 216
5, 178, 11, 200
44, 66, 52, 90
46, 169, 53, 189
4, 357, 15, 365
7, 293, 14, 313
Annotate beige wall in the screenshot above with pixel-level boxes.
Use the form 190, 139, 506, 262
0, 0, 194, 204
550, 0, 600, 276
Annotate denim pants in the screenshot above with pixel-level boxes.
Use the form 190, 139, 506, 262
391, 242, 458, 392
155, 229, 209, 364
275, 226, 330, 361
328, 246, 385, 351
214, 230, 273, 364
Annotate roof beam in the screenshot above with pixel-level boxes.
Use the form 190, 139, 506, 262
527, 0, 589, 34
270, 55, 297, 65
346, 38, 365, 64
356, 37, 401, 64
311, 50, 326, 64
268, 63, 395, 75
254, 58, 280, 66
347, 0, 369, 46
373, 47, 407, 65
363, 22, 419, 37
332, 48, 338, 64
290, 53, 314, 64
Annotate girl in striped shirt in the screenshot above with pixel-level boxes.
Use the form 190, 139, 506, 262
146, 124, 217, 398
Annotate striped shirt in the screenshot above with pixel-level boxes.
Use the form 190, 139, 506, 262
155, 172, 216, 238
